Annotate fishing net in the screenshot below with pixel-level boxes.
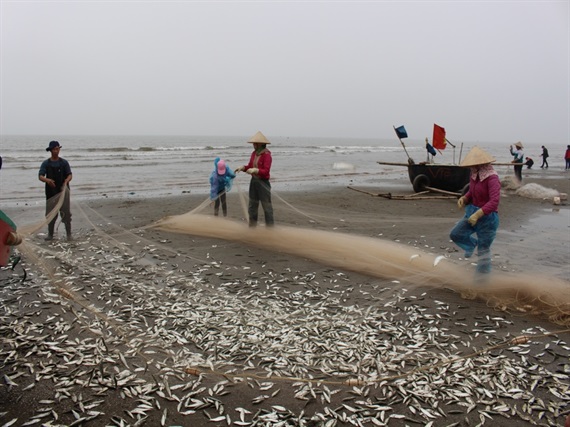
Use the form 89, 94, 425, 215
151, 203, 570, 327
7, 181, 570, 327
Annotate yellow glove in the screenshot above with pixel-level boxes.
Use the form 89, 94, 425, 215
246, 168, 259, 175
457, 196, 467, 209
468, 209, 484, 226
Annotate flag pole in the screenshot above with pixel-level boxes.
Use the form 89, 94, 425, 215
393, 126, 414, 164
445, 137, 457, 164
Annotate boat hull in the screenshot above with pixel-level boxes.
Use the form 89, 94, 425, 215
407, 163, 470, 193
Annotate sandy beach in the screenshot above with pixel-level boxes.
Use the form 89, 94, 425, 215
1, 172, 569, 426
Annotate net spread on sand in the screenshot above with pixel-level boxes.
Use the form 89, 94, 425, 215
148, 187, 570, 328
13, 184, 570, 328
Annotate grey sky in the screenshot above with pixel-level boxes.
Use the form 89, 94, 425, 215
1, 1, 568, 144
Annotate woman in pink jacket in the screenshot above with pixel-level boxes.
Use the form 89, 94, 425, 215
450, 146, 500, 275
236, 131, 274, 227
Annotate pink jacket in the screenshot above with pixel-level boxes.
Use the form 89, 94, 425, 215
464, 174, 500, 214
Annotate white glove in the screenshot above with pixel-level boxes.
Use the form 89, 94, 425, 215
246, 168, 259, 175
235, 166, 245, 173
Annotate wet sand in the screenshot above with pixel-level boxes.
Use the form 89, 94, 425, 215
1, 173, 569, 426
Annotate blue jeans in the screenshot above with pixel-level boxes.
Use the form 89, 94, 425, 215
450, 204, 499, 274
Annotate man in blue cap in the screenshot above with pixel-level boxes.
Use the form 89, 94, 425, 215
39, 141, 73, 241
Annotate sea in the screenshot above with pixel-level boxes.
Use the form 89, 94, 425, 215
0, 134, 563, 206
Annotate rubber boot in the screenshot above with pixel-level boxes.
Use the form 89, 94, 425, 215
65, 224, 72, 241
45, 223, 54, 241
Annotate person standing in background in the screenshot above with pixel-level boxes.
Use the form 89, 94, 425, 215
540, 145, 549, 168
209, 157, 235, 217
509, 141, 524, 182
565, 145, 570, 170
39, 141, 73, 241
451, 146, 500, 278
235, 131, 274, 227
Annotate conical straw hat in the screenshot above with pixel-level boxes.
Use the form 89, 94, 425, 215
248, 131, 271, 144
514, 141, 523, 149
460, 146, 496, 167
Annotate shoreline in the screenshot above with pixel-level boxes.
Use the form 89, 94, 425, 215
2, 159, 568, 208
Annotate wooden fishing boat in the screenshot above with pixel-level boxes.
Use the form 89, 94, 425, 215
377, 161, 470, 194
385, 124, 472, 195
382, 124, 505, 195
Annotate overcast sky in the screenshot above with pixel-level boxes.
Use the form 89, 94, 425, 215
1, 1, 568, 143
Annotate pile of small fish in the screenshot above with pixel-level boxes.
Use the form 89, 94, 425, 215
0, 229, 569, 426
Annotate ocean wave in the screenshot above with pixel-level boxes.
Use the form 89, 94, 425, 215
80, 145, 237, 153
153, 145, 234, 151
85, 147, 131, 152
0, 135, 505, 203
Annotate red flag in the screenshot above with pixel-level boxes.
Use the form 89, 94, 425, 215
433, 124, 447, 150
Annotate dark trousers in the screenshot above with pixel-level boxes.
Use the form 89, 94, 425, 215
248, 178, 274, 226
46, 189, 72, 236
513, 164, 523, 182
541, 158, 548, 168
214, 190, 227, 217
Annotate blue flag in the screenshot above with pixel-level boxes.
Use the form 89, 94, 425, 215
426, 142, 437, 156
394, 125, 408, 139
